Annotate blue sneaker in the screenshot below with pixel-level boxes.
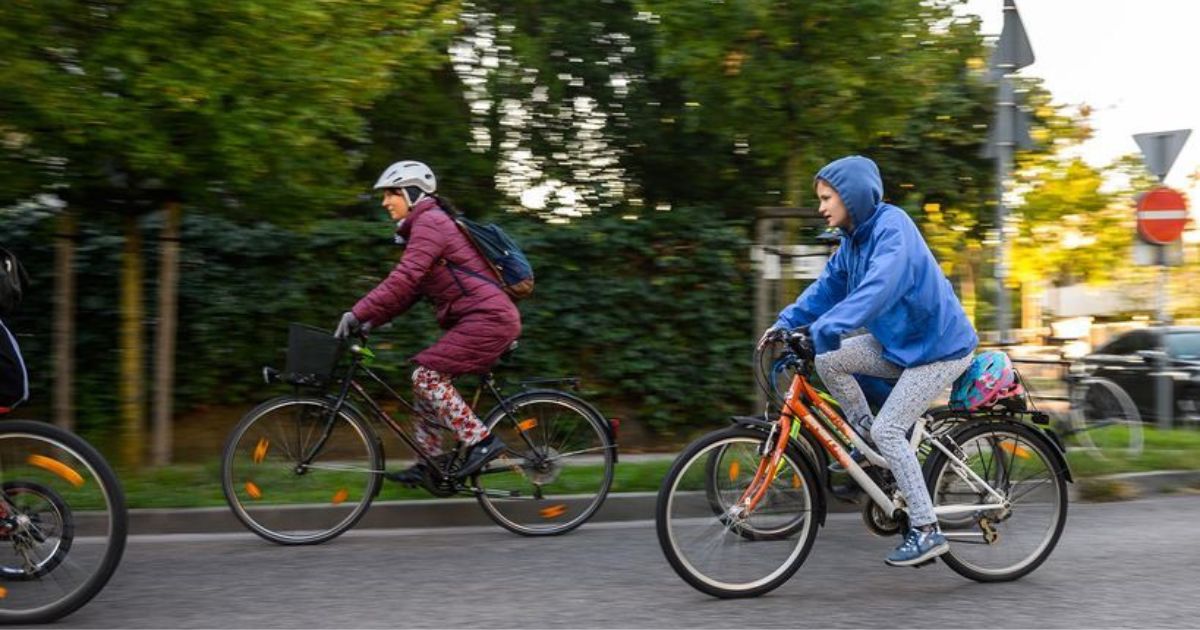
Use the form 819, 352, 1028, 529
885, 527, 949, 567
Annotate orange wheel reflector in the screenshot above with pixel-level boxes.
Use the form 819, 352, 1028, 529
540, 504, 567, 519
792, 473, 801, 489
27, 455, 85, 488
998, 442, 1031, 459
517, 418, 537, 432
0, 586, 7, 598
253, 438, 270, 464
728, 460, 740, 481
245, 481, 262, 500
331, 488, 349, 505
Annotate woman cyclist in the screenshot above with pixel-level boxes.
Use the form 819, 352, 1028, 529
760, 155, 978, 567
334, 160, 520, 481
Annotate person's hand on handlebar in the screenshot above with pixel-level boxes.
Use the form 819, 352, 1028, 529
756, 326, 788, 351
334, 312, 371, 339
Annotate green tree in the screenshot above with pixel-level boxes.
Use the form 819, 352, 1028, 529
0, 0, 459, 466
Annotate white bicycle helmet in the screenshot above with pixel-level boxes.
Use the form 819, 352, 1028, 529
373, 160, 437, 204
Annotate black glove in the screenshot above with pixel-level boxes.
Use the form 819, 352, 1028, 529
789, 328, 815, 360
757, 326, 788, 351
333, 312, 361, 339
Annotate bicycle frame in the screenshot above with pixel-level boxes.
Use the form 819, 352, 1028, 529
747, 372, 1010, 522
299, 344, 553, 483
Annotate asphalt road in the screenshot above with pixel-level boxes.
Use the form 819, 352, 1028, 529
51, 494, 1200, 628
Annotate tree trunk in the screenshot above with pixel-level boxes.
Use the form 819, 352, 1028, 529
53, 210, 76, 431
152, 203, 182, 467
120, 215, 146, 469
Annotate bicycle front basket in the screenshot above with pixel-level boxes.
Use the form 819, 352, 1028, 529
283, 323, 346, 387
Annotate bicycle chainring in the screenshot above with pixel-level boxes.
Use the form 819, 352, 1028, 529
862, 501, 902, 537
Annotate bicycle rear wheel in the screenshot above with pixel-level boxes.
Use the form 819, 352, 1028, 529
656, 427, 821, 598
474, 391, 614, 536
0, 420, 127, 625
925, 420, 1068, 582
222, 396, 382, 545
1069, 377, 1143, 458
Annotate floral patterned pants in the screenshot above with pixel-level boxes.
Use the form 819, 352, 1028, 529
411, 366, 489, 456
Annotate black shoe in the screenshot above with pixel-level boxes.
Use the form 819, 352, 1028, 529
456, 434, 507, 478
384, 464, 427, 486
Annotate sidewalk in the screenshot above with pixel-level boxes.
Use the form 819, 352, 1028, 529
125, 469, 1200, 536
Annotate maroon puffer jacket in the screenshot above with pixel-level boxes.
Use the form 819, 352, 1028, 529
351, 197, 521, 375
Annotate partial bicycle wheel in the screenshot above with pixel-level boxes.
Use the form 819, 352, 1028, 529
222, 396, 382, 545
474, 391, 614, 536
0, 420, 127, 625
1069, 377, 1143, 458
657, 427, 821, 598
925, 420, 1068, 583
701, 432, 815, 541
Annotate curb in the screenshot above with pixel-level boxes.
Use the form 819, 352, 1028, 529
125, 470, 1200, 536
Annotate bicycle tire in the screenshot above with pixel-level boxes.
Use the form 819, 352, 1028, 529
657, 427, 822, 598
924, 420, 1068, 583
0, 420, 127, 625
221, 396, 382, 545
1069, 377, 1143, 458
474, 390, 614, 536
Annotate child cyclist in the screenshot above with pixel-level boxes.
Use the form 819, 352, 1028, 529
760, 155, 978, 567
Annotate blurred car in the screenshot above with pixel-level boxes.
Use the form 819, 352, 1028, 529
1068, 326, 1200, 423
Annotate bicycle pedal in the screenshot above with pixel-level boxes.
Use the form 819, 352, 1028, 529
910, 558, 938, 569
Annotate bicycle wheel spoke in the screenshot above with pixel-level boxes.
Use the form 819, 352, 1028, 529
222, 398, 379, 545
476, 394, 613, 536
658, 431, 818, 597
932, 422, 1066, 582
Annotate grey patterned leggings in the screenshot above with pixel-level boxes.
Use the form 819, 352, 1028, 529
815, 334, 972, 527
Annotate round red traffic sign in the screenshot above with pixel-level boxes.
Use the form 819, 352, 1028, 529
1137, 186, 1189, 244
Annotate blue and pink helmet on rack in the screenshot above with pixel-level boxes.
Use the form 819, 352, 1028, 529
950, 350, 1024, 411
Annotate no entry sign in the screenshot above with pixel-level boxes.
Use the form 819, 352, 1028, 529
1137, 186, 1189, 244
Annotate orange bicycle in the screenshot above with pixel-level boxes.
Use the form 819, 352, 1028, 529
656, 330, 1071, 598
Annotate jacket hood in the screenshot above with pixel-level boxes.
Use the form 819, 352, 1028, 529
814, 155, 883, 234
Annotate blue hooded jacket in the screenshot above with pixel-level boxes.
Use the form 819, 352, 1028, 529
775, 156, 977, 367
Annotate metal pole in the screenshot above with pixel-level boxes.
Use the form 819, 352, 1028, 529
995, 76, 1014, 346
1156, 250, 1173, 429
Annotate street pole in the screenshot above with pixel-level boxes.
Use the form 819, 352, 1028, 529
995, 76, 1013, 346
986, 0, 1033, 346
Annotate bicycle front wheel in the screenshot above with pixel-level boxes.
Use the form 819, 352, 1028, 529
657, 427, 821, 599
0, 420, 127, 625
221, 396, 382, 545
474, 391, 614, 536
926, 420, 1068, 582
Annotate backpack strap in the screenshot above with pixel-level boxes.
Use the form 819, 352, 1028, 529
437, 207, 506, 288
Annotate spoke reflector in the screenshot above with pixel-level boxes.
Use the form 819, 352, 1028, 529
0, 586, 6, 598
729, 460, 740, 480
792, 473, 801, 489
253, 438, 269, 464
998, 441, 1031, 459
517, 418, 537, 432
27, 455, 85, 487
245, 481, 262, 499
540, 504, 567, 519
331, 488, 348, 505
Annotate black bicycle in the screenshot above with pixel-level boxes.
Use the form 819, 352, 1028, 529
0, 417, 127, 624
221, 324, 618, 543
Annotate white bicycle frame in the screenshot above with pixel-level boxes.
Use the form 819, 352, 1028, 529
782, 375, 1010, 523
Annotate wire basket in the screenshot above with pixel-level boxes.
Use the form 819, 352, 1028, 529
283, 323, 346, 387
